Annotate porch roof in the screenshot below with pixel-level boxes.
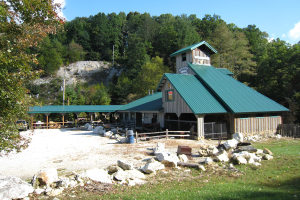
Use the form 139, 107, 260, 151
117, 92, 163, 112
28, 105, 122, 114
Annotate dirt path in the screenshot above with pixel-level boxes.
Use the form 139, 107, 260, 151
0, 129, 217, 180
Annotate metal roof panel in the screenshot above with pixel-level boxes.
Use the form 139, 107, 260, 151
188, 63, 289, 113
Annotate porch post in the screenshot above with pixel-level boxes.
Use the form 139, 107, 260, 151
229, 114, 235, 135
60, 113, 66, 127
44, 113, 50, 129
196, 114, 205, 140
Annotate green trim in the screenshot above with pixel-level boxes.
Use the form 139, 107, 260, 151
170, 41, 218, 57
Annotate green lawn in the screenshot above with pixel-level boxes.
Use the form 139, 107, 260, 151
57, 138, 300, 200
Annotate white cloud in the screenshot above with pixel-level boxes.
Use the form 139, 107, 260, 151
54, 0, 66, 19
288, 21, 300, 41
282, 33, 286, 38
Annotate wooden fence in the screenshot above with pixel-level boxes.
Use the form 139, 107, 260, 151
135, 129, 194, 143
277, 124, 300, 138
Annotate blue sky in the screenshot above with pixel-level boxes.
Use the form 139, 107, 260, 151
55, 0, 300, 44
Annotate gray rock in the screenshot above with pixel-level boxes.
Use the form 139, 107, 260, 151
107, 165, 122, 174
118, 160, 134, 170
233, 132, 244, 143
263, 148, 273, 155
0, 175, 34, 200
80, 168, 112, 184
223, 139, 238, 150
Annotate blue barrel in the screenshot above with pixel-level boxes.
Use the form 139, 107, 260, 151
128, 130, 134, 144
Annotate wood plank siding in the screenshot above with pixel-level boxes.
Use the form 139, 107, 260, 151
162, 79, 193, 117
234, 115, 282, 134
176, 49, 211, 75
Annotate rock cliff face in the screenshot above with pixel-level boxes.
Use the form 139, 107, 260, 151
33, 61, 124, 86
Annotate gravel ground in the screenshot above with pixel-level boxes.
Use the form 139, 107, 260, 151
0, 128, 217, 180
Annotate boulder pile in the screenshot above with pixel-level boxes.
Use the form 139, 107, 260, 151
0, 132, 278, 199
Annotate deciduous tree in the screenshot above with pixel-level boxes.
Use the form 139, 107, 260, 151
0, 0, 63, 152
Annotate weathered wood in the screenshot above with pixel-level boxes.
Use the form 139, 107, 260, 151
177, 162, 199, 168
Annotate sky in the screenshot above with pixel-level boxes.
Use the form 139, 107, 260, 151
55, 0, 300, 44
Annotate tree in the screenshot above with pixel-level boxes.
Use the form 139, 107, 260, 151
210, 22, 256, 81
133, 56, 170, 98
0, 0, 63, 152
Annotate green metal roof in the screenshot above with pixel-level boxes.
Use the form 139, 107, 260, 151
28, 105, 123, 114
157, 73, 229, 114
118, 92, 163, 112
170, 41, 218, 57
188, 63, 289, 113
216, 68, 234, 76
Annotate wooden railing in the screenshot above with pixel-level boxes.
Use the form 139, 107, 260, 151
135, 129, 194, 143
277, 124, 300, 138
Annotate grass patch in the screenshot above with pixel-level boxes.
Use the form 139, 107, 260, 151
47, 138, 300, 200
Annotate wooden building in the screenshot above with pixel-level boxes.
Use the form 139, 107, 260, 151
155, 41, 289, 139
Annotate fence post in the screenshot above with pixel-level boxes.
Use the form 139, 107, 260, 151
166, 129, 168, 140
136, 131, 138, 143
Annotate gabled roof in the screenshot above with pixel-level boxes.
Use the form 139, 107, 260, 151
188, 63, 289, 113
216, 68, 234, 76
156, 73, 229, 114
170, 41, 218, 57
28, 105, 122, 113
117, 92, 163, 112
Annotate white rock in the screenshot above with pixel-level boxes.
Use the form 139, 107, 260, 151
207, 146, 219, 156
275, 134, 282, 140
104, 131, 112, 137
47, 188, 63, 196
263, 154, 273, 160
34, 188, 45, 195
204, 157, 213, 165
248, 157, 255, 164
56, 177, 71, 189
256, 149, 264, 154
236, 156, 247, 165
114, 169, 145, 181
233, 132, 244, 143
178, 154, 188, 162
118, 160, 133, 170
36, 168, 58, 186
215, 152, 229, 162
80, 168, 112, 184
153, 143, 165, 154
0, 175, 34, 200
223, 139, 238, 150
253, 162, 261, 166
156, 153, 179, 167
141, 161, 165, 174
198, 165, 206, 171
129, 179, 147, 185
